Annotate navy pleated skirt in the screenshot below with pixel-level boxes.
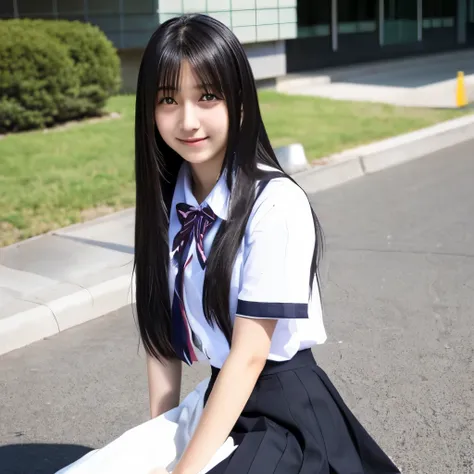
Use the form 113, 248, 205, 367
204, 349, 400, 474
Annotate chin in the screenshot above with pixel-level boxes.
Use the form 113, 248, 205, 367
181, 153, 215, 165
179, 147, 225, 166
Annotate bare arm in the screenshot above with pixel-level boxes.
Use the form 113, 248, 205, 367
172, 316, 277, 474
146, 354, 182, 419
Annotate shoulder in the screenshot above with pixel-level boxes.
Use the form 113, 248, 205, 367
246, 173, 314, 239
259, 175, 310, 208
253, 172, 313, 220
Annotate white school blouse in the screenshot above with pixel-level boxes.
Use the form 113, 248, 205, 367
168, 163, 327, 369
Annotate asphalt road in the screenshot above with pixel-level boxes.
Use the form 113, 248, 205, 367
1, 140, 474, 474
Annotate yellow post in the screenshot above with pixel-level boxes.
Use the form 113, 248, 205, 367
456, 71, 468, 108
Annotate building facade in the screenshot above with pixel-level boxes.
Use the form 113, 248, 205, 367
1, 0, 474, 90
290, 0, 474, 71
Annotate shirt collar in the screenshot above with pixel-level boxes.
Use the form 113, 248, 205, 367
175, 162, 229, 220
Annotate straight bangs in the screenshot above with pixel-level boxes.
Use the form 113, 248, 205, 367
155, 44, 227, 100
155, 44, 183, 100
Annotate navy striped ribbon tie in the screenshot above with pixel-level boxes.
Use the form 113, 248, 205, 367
171, 203, 217, 364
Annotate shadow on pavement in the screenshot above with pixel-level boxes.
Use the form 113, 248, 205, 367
55, 233, 134, 255
0, 443, 93, 474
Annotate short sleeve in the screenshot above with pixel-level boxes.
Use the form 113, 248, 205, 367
236, 180, 315, 320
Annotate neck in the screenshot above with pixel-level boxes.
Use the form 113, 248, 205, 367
190, 160, 223, 204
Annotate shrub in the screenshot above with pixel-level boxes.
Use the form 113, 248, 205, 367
0, 21, 79, 133
0, 19, 121, 133
36, 20, 122, 117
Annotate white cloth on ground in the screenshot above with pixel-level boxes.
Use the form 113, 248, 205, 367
55, 379, 237, 474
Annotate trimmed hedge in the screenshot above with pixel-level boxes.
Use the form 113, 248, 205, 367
36, 20, 122, 115
0, 23, 79, 132
0, 19, 121, 133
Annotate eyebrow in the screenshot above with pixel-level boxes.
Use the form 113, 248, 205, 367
157, 84, 215, 92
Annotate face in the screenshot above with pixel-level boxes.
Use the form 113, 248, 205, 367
155, 61, 229, 170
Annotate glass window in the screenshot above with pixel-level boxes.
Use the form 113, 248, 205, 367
17, 0, 54, 17
297, 0, 331, 38
423, 0, 455, 29
384, 0, 417, 45
123, 0, 156, 14
88, 0, 119, 14
338, 0, 377, 34
87, 0, 119, 42
56, 0, 84, 15
56, 0, 85, 21
122, 0, 158, 46
0, 1, 15, 19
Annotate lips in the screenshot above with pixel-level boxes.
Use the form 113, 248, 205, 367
178, 137, 208, 144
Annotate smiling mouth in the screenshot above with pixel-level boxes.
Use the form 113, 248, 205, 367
178, 137, 208, 144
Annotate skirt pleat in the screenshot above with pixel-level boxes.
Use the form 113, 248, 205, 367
205, 350, 400, 474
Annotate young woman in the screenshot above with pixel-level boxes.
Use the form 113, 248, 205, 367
57, 14, 400, 474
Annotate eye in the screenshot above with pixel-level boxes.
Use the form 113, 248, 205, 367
158, 97, 176, 105
201, 93, 219, 102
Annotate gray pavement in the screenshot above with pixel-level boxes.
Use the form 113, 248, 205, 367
2, 85, 474, 359
0, 210, 136, 355
1, 140, 474, 473
277, 49, 474, 108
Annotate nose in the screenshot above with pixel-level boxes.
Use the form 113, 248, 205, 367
180, 101, 200, 132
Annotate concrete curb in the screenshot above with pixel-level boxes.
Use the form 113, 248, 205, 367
0, 273, 135, 355
1, 113, 474, 356
293, 113, 474, 193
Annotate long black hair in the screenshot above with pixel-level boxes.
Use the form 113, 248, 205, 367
134, 14, 324, 361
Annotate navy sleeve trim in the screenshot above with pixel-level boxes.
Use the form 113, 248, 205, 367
236, 300, 308, 319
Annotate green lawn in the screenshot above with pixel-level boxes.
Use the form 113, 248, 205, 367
0, 92, 470, 246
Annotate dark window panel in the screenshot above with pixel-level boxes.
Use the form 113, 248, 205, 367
57, 0, 85, 15
17, 0, 54, 16
87, 13, 121, 33
123, 0, 156, 14
423, 0, 456, 18
122, 13, 158, 32
0, 1, 14, 18
384, 0, 417, 21
339, 0, 377, 22
297, 0, 331, 27
88, 0, 119, 14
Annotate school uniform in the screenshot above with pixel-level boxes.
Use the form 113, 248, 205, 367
56, 162, 400, 474
169, 163, 400, 474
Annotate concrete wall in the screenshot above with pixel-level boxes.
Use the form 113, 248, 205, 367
119, 40, 286, 93
118, 0, 292, 92
119, 49, 144, 93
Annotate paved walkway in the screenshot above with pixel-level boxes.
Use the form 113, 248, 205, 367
2, 140, 473, 473
2, 112, 474, 356
278, 49, 474, 108
2, 50, 474, 357
0, 209, 135, 353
